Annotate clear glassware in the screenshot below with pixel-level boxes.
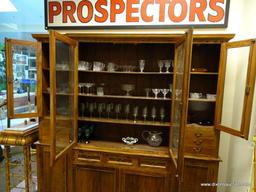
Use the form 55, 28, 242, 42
89, 103, 94, 118
158, 60, 164, 73
84, 83, 94, 95
152, 88, 160, 98
151, 106, 156, 122
161, 89, 169, 99
124, 104, 130, 120
165, 60, 171, 73
142, 106, 148, 121
160, 107, 165, 122
144, 88, 150, 97
81, 103, 85, 117
133, 106, 139, 122
78, 83, 83, 94
115, 104, 121, 119
98, 103, 103, 118
106, 103, 113, 119
139, 60, 145, 72
122, 84, 135, 96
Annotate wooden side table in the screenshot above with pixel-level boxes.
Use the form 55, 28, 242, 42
0, 125, 38, 192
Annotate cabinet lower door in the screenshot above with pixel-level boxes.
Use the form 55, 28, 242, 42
120, 170, 169, 192
74, 165, 117, 192
181, 158, 219, 192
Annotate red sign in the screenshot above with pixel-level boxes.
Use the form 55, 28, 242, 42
45, 0, 230, 29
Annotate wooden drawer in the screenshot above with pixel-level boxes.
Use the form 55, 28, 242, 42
184, 124, 218, 157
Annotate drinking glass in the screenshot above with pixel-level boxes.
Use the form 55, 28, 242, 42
115, 104, 121, 119
165, 60, 171, 72
152, 88, 160, 98
161, 89, 169, 99
144, 88, 150, 97
78, 83, 83, 94
143, 106, 148, 121
158, 60, 164, 73
133, 106, 139, 122
160, 107, 165, 122
89, 103, 94, 118
84, 83, 94, 95
151, 106, 156, 122
98, 103, 103, 118
139, 60, 145, 72
106, 103, 114, 119
124, 104, 130, 120
122, 84, 135, 96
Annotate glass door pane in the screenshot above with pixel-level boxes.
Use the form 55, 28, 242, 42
50, 31, 78, 164
5, 39, 41, 119
171, 30, 193, 181
216, 40, 256, 139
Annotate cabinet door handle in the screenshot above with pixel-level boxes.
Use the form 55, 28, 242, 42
193, 147, 202, 153
195, 133, 202, 137
193, 139, 203, 145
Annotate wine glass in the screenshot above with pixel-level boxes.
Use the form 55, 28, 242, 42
124, 104, 130, 120
89, 103, 94, 118
106, 103, 113, 119
122, 84, 135, 96
152, 88, 160, 99
139, 60, 145, 72
144, 88, 150, 97
84, 83, 94, 95
143, 106, 148, 121
161, 89, 169, 99
98, 103, 103, 118
158, 60, 164, 73
151, 106, 156, 122
133, 106, 139, 122
165, 60, 171, 73
160, 107, 165, 122
78, 83, 83, 94
115, 104, 121, 119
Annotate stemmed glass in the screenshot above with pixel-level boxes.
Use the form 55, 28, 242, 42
98, 103, 103, 118
165, 60, 171, 73
151, 106, 156, 122
145, 88, 150, 97
133, 106, 139, 122
115, 104, 121, 119
143, 106, 148, 121
158, 60, 164, 73
161, 89, 169, 99
122, 84, 135, 96
152, 88, 160, 99
106, 103, 113, 119
139, 60, 145, 72
78, 83, 83, 94
124, 104, 130, 120
84, 83, 94, 95
89, 103, 94, 118
160, 107, 165, 122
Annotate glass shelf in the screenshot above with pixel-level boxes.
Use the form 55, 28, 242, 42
78, 70, 174, 75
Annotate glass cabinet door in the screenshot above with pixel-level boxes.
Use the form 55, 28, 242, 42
215, 39, 256, 139
5, 39, 42, 119
170, 30, 193, 183
49, 31, 78, 165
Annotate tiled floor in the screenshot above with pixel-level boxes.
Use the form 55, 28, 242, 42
0, 147, 37, 192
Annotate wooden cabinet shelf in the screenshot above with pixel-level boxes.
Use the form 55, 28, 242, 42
79, 70, 173, 75
78, 94, 171, 101
190, 72, 218, 75
188, 98, 216, 102
78, 117, 171, 127
75, 140, 170, 158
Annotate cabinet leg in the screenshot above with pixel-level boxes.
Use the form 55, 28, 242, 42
23, 146, 31, 192
4, 146, 11, 192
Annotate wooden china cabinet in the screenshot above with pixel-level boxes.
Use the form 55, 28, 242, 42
5, 30, 256, 192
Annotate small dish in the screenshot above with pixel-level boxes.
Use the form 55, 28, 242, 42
122, 137, 138, 145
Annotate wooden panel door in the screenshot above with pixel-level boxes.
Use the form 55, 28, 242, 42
170, 29, 193, 188
74, 165, 117, 192
5, 38, 42, 119
49, 30, 78, 165
120, 170, 169, 192
215, 39, 256, 139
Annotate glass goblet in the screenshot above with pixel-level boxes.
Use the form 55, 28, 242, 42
122, 84, 135, 96
115, 104, 121, 119
84, 83, 94, 95
158, 60, 164, 73
161, 89, 169, 99
133, 106, 139, 122
142, 106, 148, 121
152, 88, 160, 99
139, 60, 145, 72
144, 88, 150, 97
124, 104, 130, 120
165, 60, 171, 73
160, 107, 165, 122
151, 106, 156, 122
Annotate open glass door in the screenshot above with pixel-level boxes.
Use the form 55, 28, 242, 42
49, 31, 78, 165
170, 30, 193, 187
5, 39, 42, 119
215, 39, 256, 139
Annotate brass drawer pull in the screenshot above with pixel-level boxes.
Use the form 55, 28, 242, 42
193, 147, 202, 153
107, 160, 133, 166
140, 163, 166, 169
195, 133, 202, 137
193, 139, 203, 145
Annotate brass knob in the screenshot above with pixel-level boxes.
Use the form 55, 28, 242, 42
193, 147, 202, 152
193, 139, 203, 145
